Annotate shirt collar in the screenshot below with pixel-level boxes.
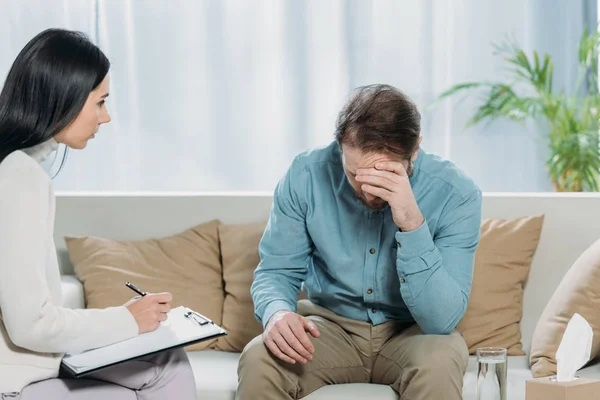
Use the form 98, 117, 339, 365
22, 137, 59, 165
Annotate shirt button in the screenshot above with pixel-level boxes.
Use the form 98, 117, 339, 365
400, 278, 406, 284
369, 248, 376, 254
367, 288, 373, 294
371, 308, 377, 313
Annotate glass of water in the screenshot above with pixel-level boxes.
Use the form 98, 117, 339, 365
476, 347, 507, 400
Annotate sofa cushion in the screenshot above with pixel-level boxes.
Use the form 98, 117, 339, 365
304, 383, 396, 399
61, 275, 86, 309
64, 219, 224, 351
215, 222, 267, 352
457, 215, 544, 355
188, 350, 239, 400
530, 238, 600, 377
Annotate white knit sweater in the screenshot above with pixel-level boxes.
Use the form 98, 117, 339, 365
0, 139, 138, 394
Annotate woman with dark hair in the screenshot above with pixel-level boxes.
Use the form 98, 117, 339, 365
0, 29, 197, 399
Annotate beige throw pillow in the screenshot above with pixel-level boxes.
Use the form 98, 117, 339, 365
530, 238, 600, 377
457, 215, 545, 355
215, 221, 267, 352
65, 219, 224, 351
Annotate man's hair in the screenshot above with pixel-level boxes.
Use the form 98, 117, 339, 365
334, 84, 421, 159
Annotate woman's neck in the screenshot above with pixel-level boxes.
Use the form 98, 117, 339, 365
22, 138, 59, 164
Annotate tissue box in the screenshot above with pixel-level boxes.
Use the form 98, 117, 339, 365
526, 376, 600, 400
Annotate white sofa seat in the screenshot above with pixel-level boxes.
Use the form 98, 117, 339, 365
187, 351, 239, 400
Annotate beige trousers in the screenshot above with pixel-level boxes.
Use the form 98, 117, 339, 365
237, 300, 468, 400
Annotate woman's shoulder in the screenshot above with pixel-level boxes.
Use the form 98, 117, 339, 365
0, 150, 51, 188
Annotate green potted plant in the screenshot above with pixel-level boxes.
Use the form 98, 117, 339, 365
435, 29, 600, 192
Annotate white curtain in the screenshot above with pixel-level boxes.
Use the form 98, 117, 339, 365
0, 0, 595, 192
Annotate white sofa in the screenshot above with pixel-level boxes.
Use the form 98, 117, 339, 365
54, 192, 600, 400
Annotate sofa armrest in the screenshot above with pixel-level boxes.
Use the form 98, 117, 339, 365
61, 275, 85, 309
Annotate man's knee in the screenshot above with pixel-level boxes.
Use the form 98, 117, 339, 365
416, 332, 468, 377
239, 335, 272, 374
237, 335, 297, 399
238, 335, 289, 383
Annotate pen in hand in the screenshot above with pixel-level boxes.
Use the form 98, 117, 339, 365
124, 282, 173, 334
125, 281, 170, 305
125, 281, 147, 297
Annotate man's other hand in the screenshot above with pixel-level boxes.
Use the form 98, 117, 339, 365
263, 310, 321, 364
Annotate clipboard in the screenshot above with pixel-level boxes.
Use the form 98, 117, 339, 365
60, 306, 227, 377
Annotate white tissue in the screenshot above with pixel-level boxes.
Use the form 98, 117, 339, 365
555, 313, 593, 382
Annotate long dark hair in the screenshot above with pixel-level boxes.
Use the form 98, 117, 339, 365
0, 28, 110, 166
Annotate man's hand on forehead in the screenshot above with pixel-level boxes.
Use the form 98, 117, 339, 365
355, 161, 424, 232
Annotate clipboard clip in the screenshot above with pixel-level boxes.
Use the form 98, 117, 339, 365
183, 308, 212, 326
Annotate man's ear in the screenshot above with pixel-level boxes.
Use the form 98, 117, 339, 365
412, 136, 423, 161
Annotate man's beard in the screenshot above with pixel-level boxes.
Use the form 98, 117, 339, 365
357, 195, 388, 211
355, 161, 414, 211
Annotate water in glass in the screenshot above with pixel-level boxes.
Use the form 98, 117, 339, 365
477, 348, 507, 400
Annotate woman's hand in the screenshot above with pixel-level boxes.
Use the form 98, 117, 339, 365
122, 296, 141, 307
125, 292, 173, 334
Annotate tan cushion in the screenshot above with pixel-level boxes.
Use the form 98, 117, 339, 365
65, 219, 224, 351
530, 238, 600, 377
215, 222, 266, 352
457, 215, 545, 355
